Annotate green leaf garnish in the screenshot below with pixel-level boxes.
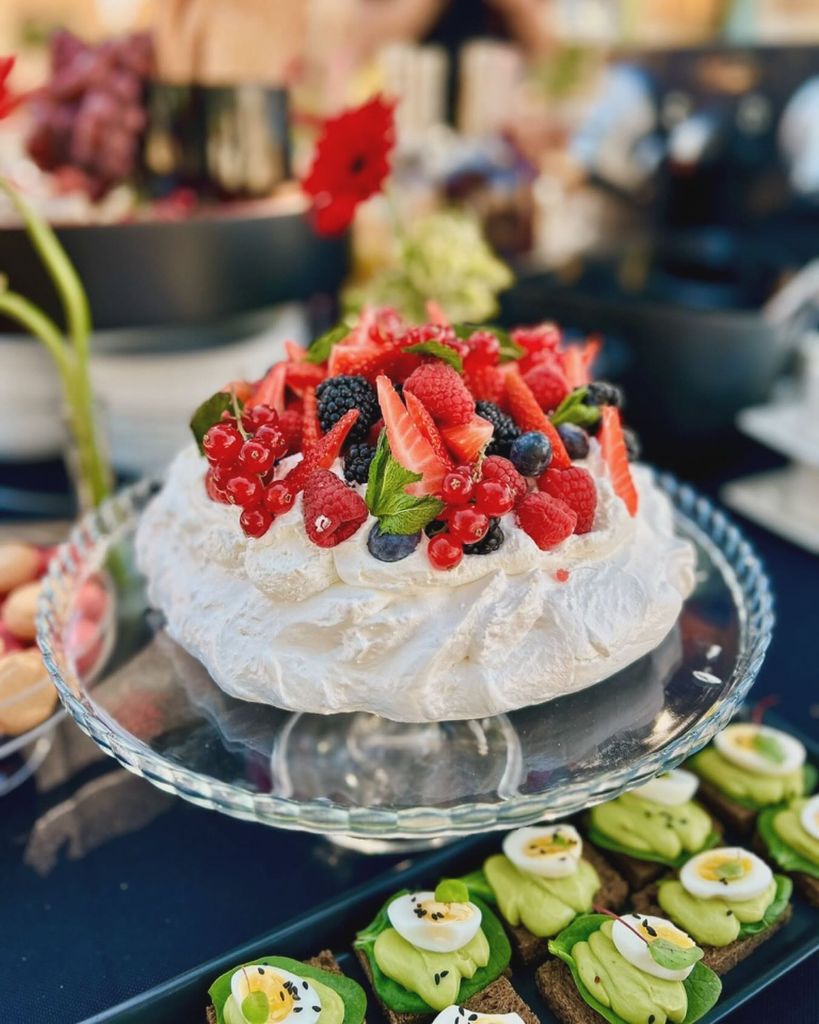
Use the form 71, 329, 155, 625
306, 322, 350, 365
452, 323, 524, 362
751, 732, 786, 765
404, 340, 463, 373
190, 391, 236, 454
713, 857, 745, 881
648, 938, 704, 971
435, 879, 470, 904
758, 807, 819, 879
241, 991, 270, 1024
365, 432, 444, 535
550, 387, 601, 429
551, 832, 574, 848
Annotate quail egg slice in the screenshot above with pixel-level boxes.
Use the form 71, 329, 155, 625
714, 724, 805, 778
680, 847, 772, 902
230, 965, 322, 1024
632, 769, 699, 807
388, 891, 482, 953
502, 825, 583, 878
800, 794, 819, 841
612, 914, 697, 983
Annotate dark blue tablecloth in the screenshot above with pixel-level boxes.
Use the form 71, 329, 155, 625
1, 446, 817, 1023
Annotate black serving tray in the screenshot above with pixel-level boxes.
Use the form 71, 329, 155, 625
83, 715, 819, 1024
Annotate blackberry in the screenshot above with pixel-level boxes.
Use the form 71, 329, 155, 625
476, 400, 520, 457
623, 427, 642, 462
465, 518, 504, 555
316, 375, 379, 444
584, 380, 624, 409
344, 443, 376, 484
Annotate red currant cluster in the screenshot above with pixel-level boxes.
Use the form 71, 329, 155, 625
202, 405, 295, 538
427, 466, 515, 571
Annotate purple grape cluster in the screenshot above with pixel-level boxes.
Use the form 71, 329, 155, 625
27, 30, 153, 199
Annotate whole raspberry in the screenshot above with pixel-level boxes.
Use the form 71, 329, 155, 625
480, 455, 527, 505
538, 466, 597, 534
523, 361, 569, 413
302, 469, 368, 548
403, 363, 475, 426
278, 408, 303, 455
465, 362, 505, 405
516, 492, 577, 550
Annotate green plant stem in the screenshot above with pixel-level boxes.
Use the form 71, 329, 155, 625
0, 291, 69, 374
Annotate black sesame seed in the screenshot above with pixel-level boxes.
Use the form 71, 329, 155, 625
281, 993, 286, 1002
312, 1007, 321, 1013
258, 967, 265, 974
441, 971, 449, 978
649, 1016, 656, 1024
726, 910, 733, 916
293, 1007, 302, 1013
470, 1015, 479, 1021
434, 974, 441, 986
594, 976, 601, 984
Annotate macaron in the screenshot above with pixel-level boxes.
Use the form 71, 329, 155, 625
2, 581, 42, 642
0, 649, 58, 736
0, 543, 40, 596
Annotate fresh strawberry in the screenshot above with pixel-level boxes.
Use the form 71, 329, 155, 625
561, 337, 601, 390
481, 455, 528, 504
523, 361, 569, 413
403, 363, 475, 426
538, 466, 597, 534
329, 331, 421, 383
504, 371, 571, 469
302, 469, 368, 548
279, 408, 303, 455
516, 492, 577, 550
465, 361, 505, 404
599, 406, 638, 516
301, 387, 321, 448
285, 361, 325, 390
284, 409, 360, 493
404, 390, 455, 470
368, 417, 385, 445
441, 415, 494, 464
376, 375, 447, 495
249, 362, 286, 413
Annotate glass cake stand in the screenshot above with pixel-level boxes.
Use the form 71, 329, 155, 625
37, 475, 773, 848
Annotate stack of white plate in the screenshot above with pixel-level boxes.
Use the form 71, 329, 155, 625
0, 303, 307, 477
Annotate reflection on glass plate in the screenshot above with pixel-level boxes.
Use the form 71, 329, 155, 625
37, 475, 773, 840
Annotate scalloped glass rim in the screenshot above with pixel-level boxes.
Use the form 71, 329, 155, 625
36, 474, 774, 839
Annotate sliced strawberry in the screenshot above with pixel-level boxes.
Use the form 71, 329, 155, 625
249, 362, 286, 413
376, 375, 447, 495
285, 361, 325, 390
504, 371, 571, 469
302, 386, 321, 447
284, 409, 360, 493
600, 406, 638, 516
404, 390, 455, 470
561, 337, 601, 390
441, 415, 494, 464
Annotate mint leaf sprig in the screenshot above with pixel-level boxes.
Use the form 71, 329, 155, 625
189, 389, 246, 454
305, 322, 351, 365
404, 339, 463, 372
366, 432, 443, 535
551, 387, 601, 429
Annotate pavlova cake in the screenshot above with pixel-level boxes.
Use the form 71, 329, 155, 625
136, 311, 695, 722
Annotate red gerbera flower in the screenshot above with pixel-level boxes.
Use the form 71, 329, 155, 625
0, 56, 21, 120
302, 95, 396, 235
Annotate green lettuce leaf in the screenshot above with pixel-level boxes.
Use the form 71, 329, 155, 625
306, 323, 350, 365
737, 874, 792, 938
354, 891, 510, 1013
758, 807, 819, 879
207, 956, 366, 1024
404, 340, 463, 373
190, 391, 237, 454
549, 915, 721, 1024
585, 822, 721, 869
365, 432, 443, 535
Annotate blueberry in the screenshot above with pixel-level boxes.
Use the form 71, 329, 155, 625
584, 380, 623, 408
510, 431, 552, 477
367, 523, 421, 561
557, 423, 590, 460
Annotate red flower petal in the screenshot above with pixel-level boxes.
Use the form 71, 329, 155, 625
312, 192, 359, 235
0, 54, 20, 121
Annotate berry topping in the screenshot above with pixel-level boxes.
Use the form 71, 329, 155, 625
376, 375, 447, 495
404, 390, 455, 470
264, 481, 296, 516
504, 371, 570, 469
442, 469, 475, 506
538, 466, 597, 534
403, 363, 475, 427
465, 362, 505, 404
204, 467, 229, 503
623, 426, 641, 462
465, 518, 504, 555
284, 408, 361, 494
254, 424, 288, 461
440, 415, 494, 465
585, 380, 624, 409
557, 423, 590, 461
448, 507, 490, 545
301, 386, 322, 448
367, 524, 421, 562
344, 443, 377, 484
523, 361, 569, 413
242, 404, 279, 433
279, 408, 303, 455
512, 322, 561, 372
476, 401, 520, 457
239, 508, 273, 538
225, 474, 263, 509
510, 431, 553, 477
427, 533, 463, 571
238, 439, 276, 474
561, 338, 600, 389
302, 469, 368, 548
600, 406, 639, 516
316, 375, 379, 444
516, 492, 577, 550
249, 363, 286, 413
480, 455, 527, 504
475, 480, 514, 517
202, 422, 243, 467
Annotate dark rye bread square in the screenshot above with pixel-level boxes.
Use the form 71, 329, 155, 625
206, 951, 345, 1024
506, 846, 629, 966
693, 779, 757, 837
630, 882, 793, 976
535, 959, 608, 1024
354, 947, 538, 1024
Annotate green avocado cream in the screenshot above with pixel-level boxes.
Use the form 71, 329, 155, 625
590, 792, 712, 860
657, 879, 776, 947
223, 979, 344, 1024
573, 919, 688, 1024
690, 748, 804, 806
373, 928, 489, 1011
773, 800, 819, 864
483, 854, 599, 937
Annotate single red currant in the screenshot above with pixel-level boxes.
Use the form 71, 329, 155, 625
264, 481, 295, 516
202, 422, 242, 466
238, 439, 275, 473
448, 507, 490, 544
428, 533, 464, 571
242, 403, 279, 433
475, 480, 514, 516
204, 468, 229, 503
441, 470, 474, 506
225, 474, 263, 508
254, 424, 288, 460
239, 507, 273, 538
